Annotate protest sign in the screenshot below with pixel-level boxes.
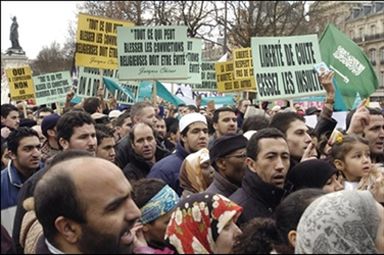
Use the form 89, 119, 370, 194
216, 61, 234, 92
164, 38, 202, 84
233, 47, 257, 91
76, 67, 138, 105
5, 66, 35, 101
32, 71, 72, 105
216, 60, 255, 93
76, 13, 134, 69
192, 61, 216, 91
251, 35, 324, 101
117, 26, 189, 80
234, 48, 253, 79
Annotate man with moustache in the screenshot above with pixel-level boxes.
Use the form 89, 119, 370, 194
148, 113, 208, 195
34, 156, 141, 253
230, 128, 290, 226
205, 134, 248, 198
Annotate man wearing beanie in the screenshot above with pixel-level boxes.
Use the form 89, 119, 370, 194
148, 112, 208, 195
205, 134, 248, 198
40, 114, 61, 163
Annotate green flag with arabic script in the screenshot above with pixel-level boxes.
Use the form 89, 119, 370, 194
319, 24, 378, 109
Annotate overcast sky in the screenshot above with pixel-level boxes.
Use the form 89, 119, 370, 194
1, 1, 82, 60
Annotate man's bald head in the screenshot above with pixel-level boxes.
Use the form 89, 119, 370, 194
34, 155, 140, 253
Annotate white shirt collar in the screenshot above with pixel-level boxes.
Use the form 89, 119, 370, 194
45, 239, 65, 254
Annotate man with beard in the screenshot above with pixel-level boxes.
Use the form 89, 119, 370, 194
205, 134, 248, 198
11, 110, 97, 253
148, 112, 208, 195
34, 156, 141, 253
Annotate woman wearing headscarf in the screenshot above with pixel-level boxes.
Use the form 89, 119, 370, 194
295, 190, 384, 254
179, 148, 215, 198
165, 193, 243, 254
285, 159, 343, 193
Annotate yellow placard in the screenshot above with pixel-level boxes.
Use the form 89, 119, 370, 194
5, 66, 35, 101
75, 13, 134, 69
233, 48, 254, 79
216, 60, 256, 92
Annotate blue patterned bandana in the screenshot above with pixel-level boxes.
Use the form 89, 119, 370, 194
140, 185, 180, 224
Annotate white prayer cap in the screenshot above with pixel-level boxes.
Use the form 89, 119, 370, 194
179, 113, 207, 133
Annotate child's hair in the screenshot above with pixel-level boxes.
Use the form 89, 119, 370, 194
330, 134, 369, 161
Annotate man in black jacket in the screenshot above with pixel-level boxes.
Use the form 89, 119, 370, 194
230, 128, 290, 227
115, 102, 167, 169
123, 123, 168, 182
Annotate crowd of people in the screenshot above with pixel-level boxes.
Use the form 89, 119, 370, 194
1, 69, 383, 254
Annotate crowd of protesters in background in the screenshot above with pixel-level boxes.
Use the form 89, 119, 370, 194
1, 69, 383, 254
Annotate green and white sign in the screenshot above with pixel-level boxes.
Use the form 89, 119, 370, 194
117, 26, 189, 80
33, 71, 72, 105
164, 38, 202, 84
192, 61, 216, 91
251, 35, 324, 101
76, 67, 138, 105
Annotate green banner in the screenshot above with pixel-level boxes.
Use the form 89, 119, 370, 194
251, 35, 324, 101
117, 26, 189, 80
33, 71, 72, 106
319, 24, 379, 109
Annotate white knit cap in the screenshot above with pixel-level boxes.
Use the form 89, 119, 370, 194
108, 109, 122, 119
179, 113, 207, 133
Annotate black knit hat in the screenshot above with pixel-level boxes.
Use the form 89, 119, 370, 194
286, 159, 337, 192
41, 114, 60, 138
209, 134, 248, 163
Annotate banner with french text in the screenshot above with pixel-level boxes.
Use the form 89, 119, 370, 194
117, 26, 189, 80
216, 61, 254, 92
76, 67, 138, 105
192, 61, 216, 91
75, 13, 134, 69
251, 35, 324, 101
5, 66, 35, 101
32, 71, 72, 105
163, 38, 202, 84
233, 47, 257, 91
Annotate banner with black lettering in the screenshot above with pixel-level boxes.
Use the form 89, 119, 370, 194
251, 35, 324, 101
192, 61, 216, 91
32, 71, 72, 105
76, 13, 134, 69
5, 66, 35, 101
163, 38, 202, 84
76, 67, 138, 105
117, 26, 189, 80
233, 48, 256, 91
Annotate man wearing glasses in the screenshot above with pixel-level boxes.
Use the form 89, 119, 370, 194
206, 134, 248, 198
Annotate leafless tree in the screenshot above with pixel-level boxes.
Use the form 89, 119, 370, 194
214, 1, 319, 49
31, 42, 72, 75
78, 1, 149, 25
